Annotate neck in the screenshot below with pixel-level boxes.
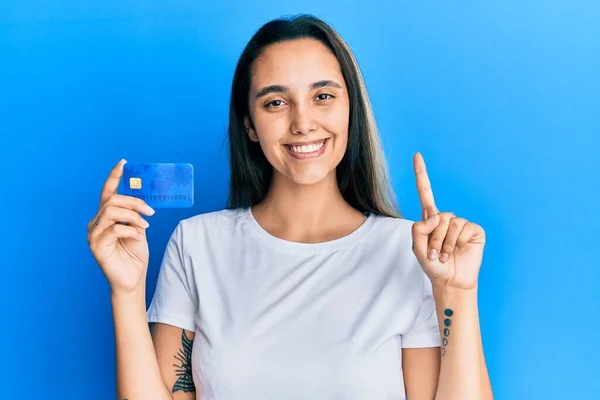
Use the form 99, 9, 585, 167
251, 170, 364, 243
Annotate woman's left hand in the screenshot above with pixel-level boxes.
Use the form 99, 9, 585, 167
411, 152, 486, 290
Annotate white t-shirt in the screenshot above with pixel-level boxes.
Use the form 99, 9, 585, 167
147, 207, 441, 400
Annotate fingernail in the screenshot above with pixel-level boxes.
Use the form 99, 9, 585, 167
440, 252, 449, 263
426, 216, 437, 225
142, 219, 150, 228
146, 206, 155, 215
428, 249, 438, 260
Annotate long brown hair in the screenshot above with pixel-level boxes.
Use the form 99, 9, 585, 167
226, 14, 401, 218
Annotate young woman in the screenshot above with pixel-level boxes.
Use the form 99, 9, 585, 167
87, 14, 493, 400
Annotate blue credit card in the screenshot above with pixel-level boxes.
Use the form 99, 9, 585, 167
119, 163, 194, 208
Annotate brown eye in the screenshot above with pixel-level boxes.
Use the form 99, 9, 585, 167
265, 99, 285, 108
316, 93, 334, 101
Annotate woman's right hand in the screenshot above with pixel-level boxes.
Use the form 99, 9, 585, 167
87, 159, 156, 294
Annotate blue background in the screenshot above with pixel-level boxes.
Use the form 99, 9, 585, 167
1, 1, 598, 399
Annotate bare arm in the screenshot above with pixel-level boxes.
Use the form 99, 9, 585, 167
432, 284, 493, 400
402, 287, 493, 400
112, 289, 174, 400
408, 152, 493, 399
403, 347, 440, 399
89, 160, 196, 399
151, 323, 197, 399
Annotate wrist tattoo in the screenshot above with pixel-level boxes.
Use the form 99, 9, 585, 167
172, 330, 195, 393
441, 308, 453, 356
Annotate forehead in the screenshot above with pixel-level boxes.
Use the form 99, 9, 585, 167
250, 38, 344, 88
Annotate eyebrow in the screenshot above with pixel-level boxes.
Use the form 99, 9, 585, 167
254, 80, 343, 98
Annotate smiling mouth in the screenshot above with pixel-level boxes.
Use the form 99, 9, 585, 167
284, 139, 327, 154
283, 138, 329, 159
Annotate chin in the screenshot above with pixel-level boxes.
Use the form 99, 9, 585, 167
285, 167, 336, 186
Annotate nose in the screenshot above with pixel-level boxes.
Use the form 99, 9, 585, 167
290, 104, 318, 135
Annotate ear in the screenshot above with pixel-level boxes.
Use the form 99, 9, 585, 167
244, 116, 259, 142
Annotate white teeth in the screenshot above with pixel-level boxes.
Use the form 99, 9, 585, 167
289, 140, 326, 154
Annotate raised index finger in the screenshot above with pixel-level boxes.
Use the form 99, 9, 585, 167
100, 159, 127, 206
413, 152, 438, 220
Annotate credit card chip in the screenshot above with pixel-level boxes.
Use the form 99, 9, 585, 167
129, 177, 142, 189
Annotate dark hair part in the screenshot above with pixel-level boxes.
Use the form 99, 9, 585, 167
226, 14, 400, 217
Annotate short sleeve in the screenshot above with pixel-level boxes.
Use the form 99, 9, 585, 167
146, 222, 198, 332
401, 271, 441, 348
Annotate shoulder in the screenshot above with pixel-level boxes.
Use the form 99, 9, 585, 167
179, 207, 243, 228
168, 207, 247, 243
362, 214, 425, 279
368, 213, 417, 247
368, 215, 430, 300
363, 215, 431, 316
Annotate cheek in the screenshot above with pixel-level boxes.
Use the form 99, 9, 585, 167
255, 125, 285, 153
252, 109, 284, 138
252, 118, 286, 163
251, 116, 279, 144
320, 103, 350, 143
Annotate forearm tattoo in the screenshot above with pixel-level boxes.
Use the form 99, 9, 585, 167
441, 308, 453, 357
172, 330, 195, 393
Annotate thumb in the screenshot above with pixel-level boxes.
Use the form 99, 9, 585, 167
411, 214, 440, 259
